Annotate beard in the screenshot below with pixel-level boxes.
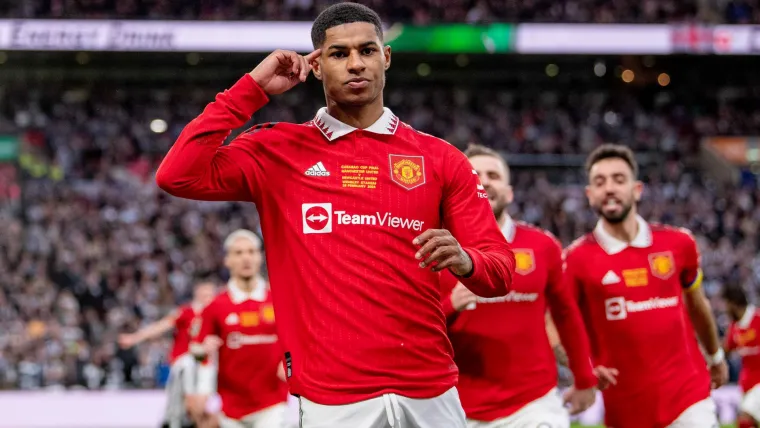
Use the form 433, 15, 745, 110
595, 201, 633, 224
489, 192, 509, 220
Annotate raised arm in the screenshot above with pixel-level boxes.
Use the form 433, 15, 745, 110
155, 74, 268, 202
156, 49, 320, 202
118, 311, 178, 349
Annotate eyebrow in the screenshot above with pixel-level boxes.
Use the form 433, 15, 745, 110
327, 41, 380, 51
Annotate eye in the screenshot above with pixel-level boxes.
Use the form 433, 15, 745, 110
331, 51, 346, 58
361, 47, 376, 55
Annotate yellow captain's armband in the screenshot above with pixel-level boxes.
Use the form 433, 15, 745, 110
684, 269, 703, 293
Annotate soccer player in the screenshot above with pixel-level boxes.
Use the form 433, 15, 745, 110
564, 143, 728, 428
119, 281, 216, 428
722, 285, 760, 428
193, 229, 289, 428
440, 144, 598, 428
155, 3, 514, 427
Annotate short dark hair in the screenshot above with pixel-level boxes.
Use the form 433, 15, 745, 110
585, 143, 639, 178
722, 284, 749, 307
311, 2, 384, 49
464, 143, 510, 183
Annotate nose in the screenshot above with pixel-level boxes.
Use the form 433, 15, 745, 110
347, 50, 366, 74
478, 172, 490, 188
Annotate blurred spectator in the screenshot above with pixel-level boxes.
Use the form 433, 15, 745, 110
0, 0, 753, 24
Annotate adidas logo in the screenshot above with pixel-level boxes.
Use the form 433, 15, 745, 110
602, 270, 621, 285
305, 162, 330, 177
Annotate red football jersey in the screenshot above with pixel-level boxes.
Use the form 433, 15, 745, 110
564, 216, 710, 428
169, 304, 198, 364
441, 219, 596, 421
725, 305, 760, 393
156, 74, 515, 404
196, 280, 288, 419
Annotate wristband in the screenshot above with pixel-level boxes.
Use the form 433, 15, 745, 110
706, 348, 725, 366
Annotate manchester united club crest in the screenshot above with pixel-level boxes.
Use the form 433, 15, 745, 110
389, 154, 426, 190
261, 304, 275, 324
513, 249, 535, 275
648, 251, 675, 280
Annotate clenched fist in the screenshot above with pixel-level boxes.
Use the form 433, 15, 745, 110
249, 49, 322, 95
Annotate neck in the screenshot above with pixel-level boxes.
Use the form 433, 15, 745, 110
601, 212, 639, 243
233, 276, 257, 293
326, 97, 385, 129
496, 212, 509, 228
737, 306, 749, 322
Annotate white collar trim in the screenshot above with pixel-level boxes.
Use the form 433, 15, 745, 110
228, 277, 268, 304
593, 215, 652, 255
739, 305, 756, 329
312, 107, 400, 141
501, 216, 516, 244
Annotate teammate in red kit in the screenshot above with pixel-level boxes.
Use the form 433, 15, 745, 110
722, 285, 760, 428
193, 229, 289, 428
440, 144, 598, 428
564, 144, 728, 427
156, 3, 514, 427
119, 281, 216, 428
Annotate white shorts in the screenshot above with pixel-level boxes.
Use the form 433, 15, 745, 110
298, 387, 466, 428
667, 397, 719, 428
466, 388, 569, 428
164, 354, 200, 427
741, 384, 760, 421
219, 403, 287, 428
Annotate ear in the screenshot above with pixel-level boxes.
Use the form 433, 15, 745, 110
505, 185, 514, 205
311, 54, 323, 81
383, 45, 391, 70
223, 254, 231, 270
585, 185, 591, 202
633, 180, 644, 202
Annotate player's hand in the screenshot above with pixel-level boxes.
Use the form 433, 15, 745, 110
118, 334, 136, 349
593, 365, 619, 390
562, 386, 596, 415
202, 335, 223, 354
450, 283, 478, 312
414, 229, 473, 276
249, 49, 321, 95
709, 360, 728, 389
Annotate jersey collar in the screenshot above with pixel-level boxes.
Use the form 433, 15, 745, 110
312, 107, 400, 141
593, 215, 652, 255
228, 277, 267, 304
501, 216, 516, 244
739, 305, 756, 329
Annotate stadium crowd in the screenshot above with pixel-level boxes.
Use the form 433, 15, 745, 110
2, 0, 758, 24
0, 80, 758, 390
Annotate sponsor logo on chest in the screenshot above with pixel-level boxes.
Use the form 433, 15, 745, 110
302, 203, 424, 234
604, 296, 679, 321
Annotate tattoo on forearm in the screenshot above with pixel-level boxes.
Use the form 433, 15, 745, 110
553, 344, 569, 366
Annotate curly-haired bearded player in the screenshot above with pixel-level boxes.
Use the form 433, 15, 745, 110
155, 3, 515, 428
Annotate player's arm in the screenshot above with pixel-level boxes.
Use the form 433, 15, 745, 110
118, 311, 178, 349
438, 270, 477, 321
545, 312, 569, 367
680, 233, 728, 387
155, 49, 319, 201
545, 239, 597, 391
417, 147, 514, 297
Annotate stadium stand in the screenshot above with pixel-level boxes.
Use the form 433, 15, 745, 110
0, 0, 748, 24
